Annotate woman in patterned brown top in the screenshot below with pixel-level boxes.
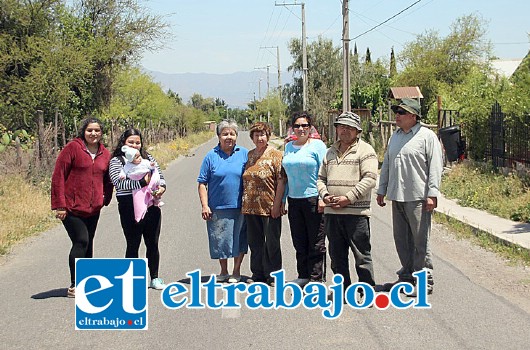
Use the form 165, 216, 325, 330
241, 122, 286, 286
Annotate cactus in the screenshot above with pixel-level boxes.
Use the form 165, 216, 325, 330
1, 132, 10, 145
0, 129, 32, 153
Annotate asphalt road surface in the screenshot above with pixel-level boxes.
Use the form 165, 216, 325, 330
1, 132, 529, 349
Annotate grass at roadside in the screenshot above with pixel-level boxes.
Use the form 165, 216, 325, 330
147, 131, 213, 169
0, 176, 56, 255
0, 131, 214, 256
441, 161, 530, 223
439, 161, 530, 266
434, 212, 530, 266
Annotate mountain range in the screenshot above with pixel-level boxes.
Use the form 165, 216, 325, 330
144, 69, 293, 109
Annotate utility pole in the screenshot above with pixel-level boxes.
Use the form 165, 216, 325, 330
276, 1, 307, 110
255, 66, 272, 123
255, 67, 271, 98
342, 0, 351, 112
260, 46, 284, 136
266, 64, 270, 96
260, 46, 282, 95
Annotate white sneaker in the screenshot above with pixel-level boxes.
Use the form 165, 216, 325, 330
149, 278, 166, 290
290, 278, 310, 287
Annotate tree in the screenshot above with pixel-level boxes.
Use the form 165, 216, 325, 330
74, 0, 168, 112
0, 0, 168, 134
365, 47, 371, 64
167, 89, 183, 105
107, 67, 175, 125
287, 36, 342, 125
389, 47, 397, 79
395, 14, 491, 120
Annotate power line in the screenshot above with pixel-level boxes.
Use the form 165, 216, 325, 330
351, 0, 422, 40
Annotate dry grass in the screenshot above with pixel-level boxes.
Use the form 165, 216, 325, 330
0, 131, 215, 256
147, 131, 213, 169
0, 175, 56, 255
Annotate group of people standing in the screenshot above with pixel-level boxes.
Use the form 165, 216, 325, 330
197, 98, 443, 298
51, 97, 443, 300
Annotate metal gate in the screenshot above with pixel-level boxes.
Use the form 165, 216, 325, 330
490, 102, 505, 168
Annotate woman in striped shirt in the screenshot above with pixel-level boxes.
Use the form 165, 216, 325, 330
109, 128, 167, 290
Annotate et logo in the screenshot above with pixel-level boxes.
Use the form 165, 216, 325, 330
75, 259, 148, 330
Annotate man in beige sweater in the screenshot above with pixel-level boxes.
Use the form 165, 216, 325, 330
317, 112, 379, 296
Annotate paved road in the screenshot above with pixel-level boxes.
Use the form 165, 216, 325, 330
1, 132, 530, 349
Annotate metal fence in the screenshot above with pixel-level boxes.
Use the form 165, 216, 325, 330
485, 102, 530, 169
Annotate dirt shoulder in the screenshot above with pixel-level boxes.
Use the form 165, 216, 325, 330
432, 222, 530, 314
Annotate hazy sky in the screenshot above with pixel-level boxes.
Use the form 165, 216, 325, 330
140, 0, 530, 76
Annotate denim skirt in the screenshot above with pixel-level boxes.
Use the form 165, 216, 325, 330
206, 209, 248, 259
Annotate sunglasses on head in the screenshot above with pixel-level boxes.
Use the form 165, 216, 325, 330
293, 123, 310, 129
395, 109, 408, 115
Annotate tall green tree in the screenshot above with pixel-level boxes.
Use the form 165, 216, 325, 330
287, 36, 341, 125
389, 47, 397, 79
74, 0, 168, 112
365, 47, 371, 64
107, 67, 174, 125
0, 0, 168, 133
396, 14, 491, 120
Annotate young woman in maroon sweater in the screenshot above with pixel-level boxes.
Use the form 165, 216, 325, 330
51, 118, 113, 298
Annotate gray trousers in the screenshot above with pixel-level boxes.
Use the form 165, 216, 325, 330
325, 214, 375, 290
245, 214, 282, 280
391, 200, 434, 285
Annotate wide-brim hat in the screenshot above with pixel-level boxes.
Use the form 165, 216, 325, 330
334, 111, 362, 131
391, 98, 421, 117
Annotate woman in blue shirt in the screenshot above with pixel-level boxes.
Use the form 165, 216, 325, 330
197, 120, 249, 283
281, 111, 327, 287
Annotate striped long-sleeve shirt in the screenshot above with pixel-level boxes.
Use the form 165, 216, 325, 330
109, 154, 166, 197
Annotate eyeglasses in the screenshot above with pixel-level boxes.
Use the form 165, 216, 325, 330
395, 109, 408, 115
293, 123, 310, 129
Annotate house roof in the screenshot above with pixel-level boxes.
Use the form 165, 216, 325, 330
491, 59, 523, 78
388, 86, 423, 99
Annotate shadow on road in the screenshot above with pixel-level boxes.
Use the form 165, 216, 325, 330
31, 288, 68, 299
176, 275, 252, 284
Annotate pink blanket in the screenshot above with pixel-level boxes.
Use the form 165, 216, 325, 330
132, 168, 161, 222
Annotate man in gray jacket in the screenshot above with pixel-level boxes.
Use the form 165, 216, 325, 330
376, 98, 443, 296
317, 112, 378, 297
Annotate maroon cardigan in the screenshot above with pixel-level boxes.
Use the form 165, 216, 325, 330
51, 138, 113, 218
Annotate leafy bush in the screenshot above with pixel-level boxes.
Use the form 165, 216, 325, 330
441, 161, 530, 223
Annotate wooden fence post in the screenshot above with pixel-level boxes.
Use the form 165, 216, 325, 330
54, 109, 58, 156
36, 110, 45, 162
